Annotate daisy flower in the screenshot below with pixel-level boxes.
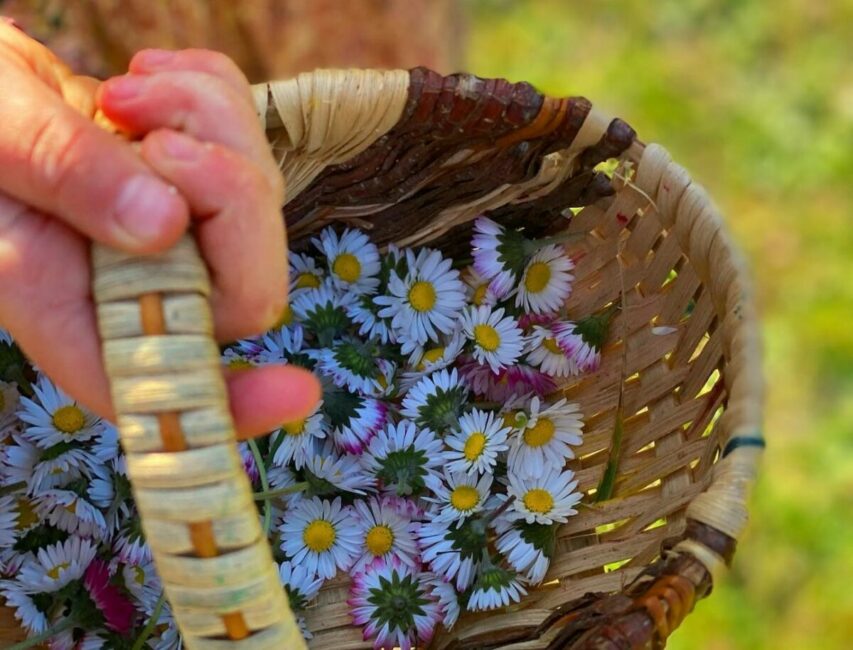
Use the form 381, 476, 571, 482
505, 467, 582, 525
425, 573, 461, 630
515, 244, 574, 315
83, 558, 135, 634
400, 369, 468, 434
507, 397, 584, 477
425, 470, 493, 526
258, 324, 306, 364
325, 392, 387, 454
362, 420, 444, 498
35, 490, 108, 539
525, 325, 577, 377
466, 563, 527, 611
350, 497, 419, 573
314, 227, 381, 295
313, 339, 390, 395
552, 310, 615, 374
347, 294, 394, 344
460, 306, 525, 373
18, 376, 102, 448
280, 560, 324, 610
19, 535, 97, 593
303, 439, 373, 495
291, 285, 353, 340
348, 556, 441, 650
290, 252, 325, 293
270, 409, 328, 469
91, 423, 119, 463
418, 516, 484, 591
4, 435, 95, 494
280, 497, 360, 579
0, 328, 13, 346
1, 584, 48, 633
398, 329, 465, 391
114, 518, 151, 566
461, 266, 497, 307
494, 517, 557, 585
444, 408, 510, 475
471, 216, 528, 298
374, 247, 466, 349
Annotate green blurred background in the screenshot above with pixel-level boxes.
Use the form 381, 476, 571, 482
464, 1, 852, 648
4, 1, 850, 648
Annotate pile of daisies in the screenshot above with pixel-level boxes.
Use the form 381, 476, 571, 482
0, 217, 614, 649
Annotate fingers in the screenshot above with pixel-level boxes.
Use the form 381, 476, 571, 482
98, 68, 280, 189
228, 365, 322, 441
0, 37, 190, 253
0, 192, 318, 435
140, 129, 287, 341
128, 49, 254, 107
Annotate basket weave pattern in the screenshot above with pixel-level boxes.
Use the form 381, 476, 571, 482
76, 67, 763, 649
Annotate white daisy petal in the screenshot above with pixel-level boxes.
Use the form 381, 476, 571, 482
515, 244, 574, 315
506, 397, 584, 478
505, 467, 582, 525
279, 497, 360, 580
460, 306, 525, 373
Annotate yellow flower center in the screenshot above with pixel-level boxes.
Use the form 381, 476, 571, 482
543, 337, 563, 355
365, 524, 394, 556
15, 498, 38, 531
47, 562, 71, 581
131, 565, 146, 586
408, 281, 437, 312
524, 261, 552, 294
417, 346, 445, 371
502, 411, 520, 430
64, 499, 77, 515
333, 253, 361, 283
303, 520, 336, 553
228, 357, 253, 370
282, 419, 306, 436
472, 283, 489, 306
450, 485, 480, 512
524, 417, 556, 447
523, 488, 554, 514
52, 405, 85, 434
463, 432, 487, 461
473, 324, 501, 352
274, 304, 293, 327
295, 272, 321, 289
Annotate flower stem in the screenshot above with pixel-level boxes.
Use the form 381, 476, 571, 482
248, 439, 272, 535
8, 617, 76, 650
253, 481, 309, 502
131, 591, 166, 650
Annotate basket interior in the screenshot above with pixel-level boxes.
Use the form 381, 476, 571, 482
251, 69, 739, 648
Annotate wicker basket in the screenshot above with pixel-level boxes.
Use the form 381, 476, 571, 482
3, 67, 764, 649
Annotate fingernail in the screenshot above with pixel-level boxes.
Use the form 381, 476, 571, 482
138, 49, 176, 66
159, 131, 200, 161
115, 175, 183, 246
104, 75, 144, 100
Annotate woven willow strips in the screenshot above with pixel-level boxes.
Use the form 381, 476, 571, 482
92, 238, 305, 650
243, 70, 763, 648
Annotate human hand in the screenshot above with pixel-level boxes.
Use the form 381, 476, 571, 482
0, 21, 320, 437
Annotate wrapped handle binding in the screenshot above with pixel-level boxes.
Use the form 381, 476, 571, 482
92, 236, 304, 649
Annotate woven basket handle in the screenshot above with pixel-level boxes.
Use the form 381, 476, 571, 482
91, 236, 303, 648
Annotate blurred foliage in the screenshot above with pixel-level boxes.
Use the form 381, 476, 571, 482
465, 1, 852, 648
